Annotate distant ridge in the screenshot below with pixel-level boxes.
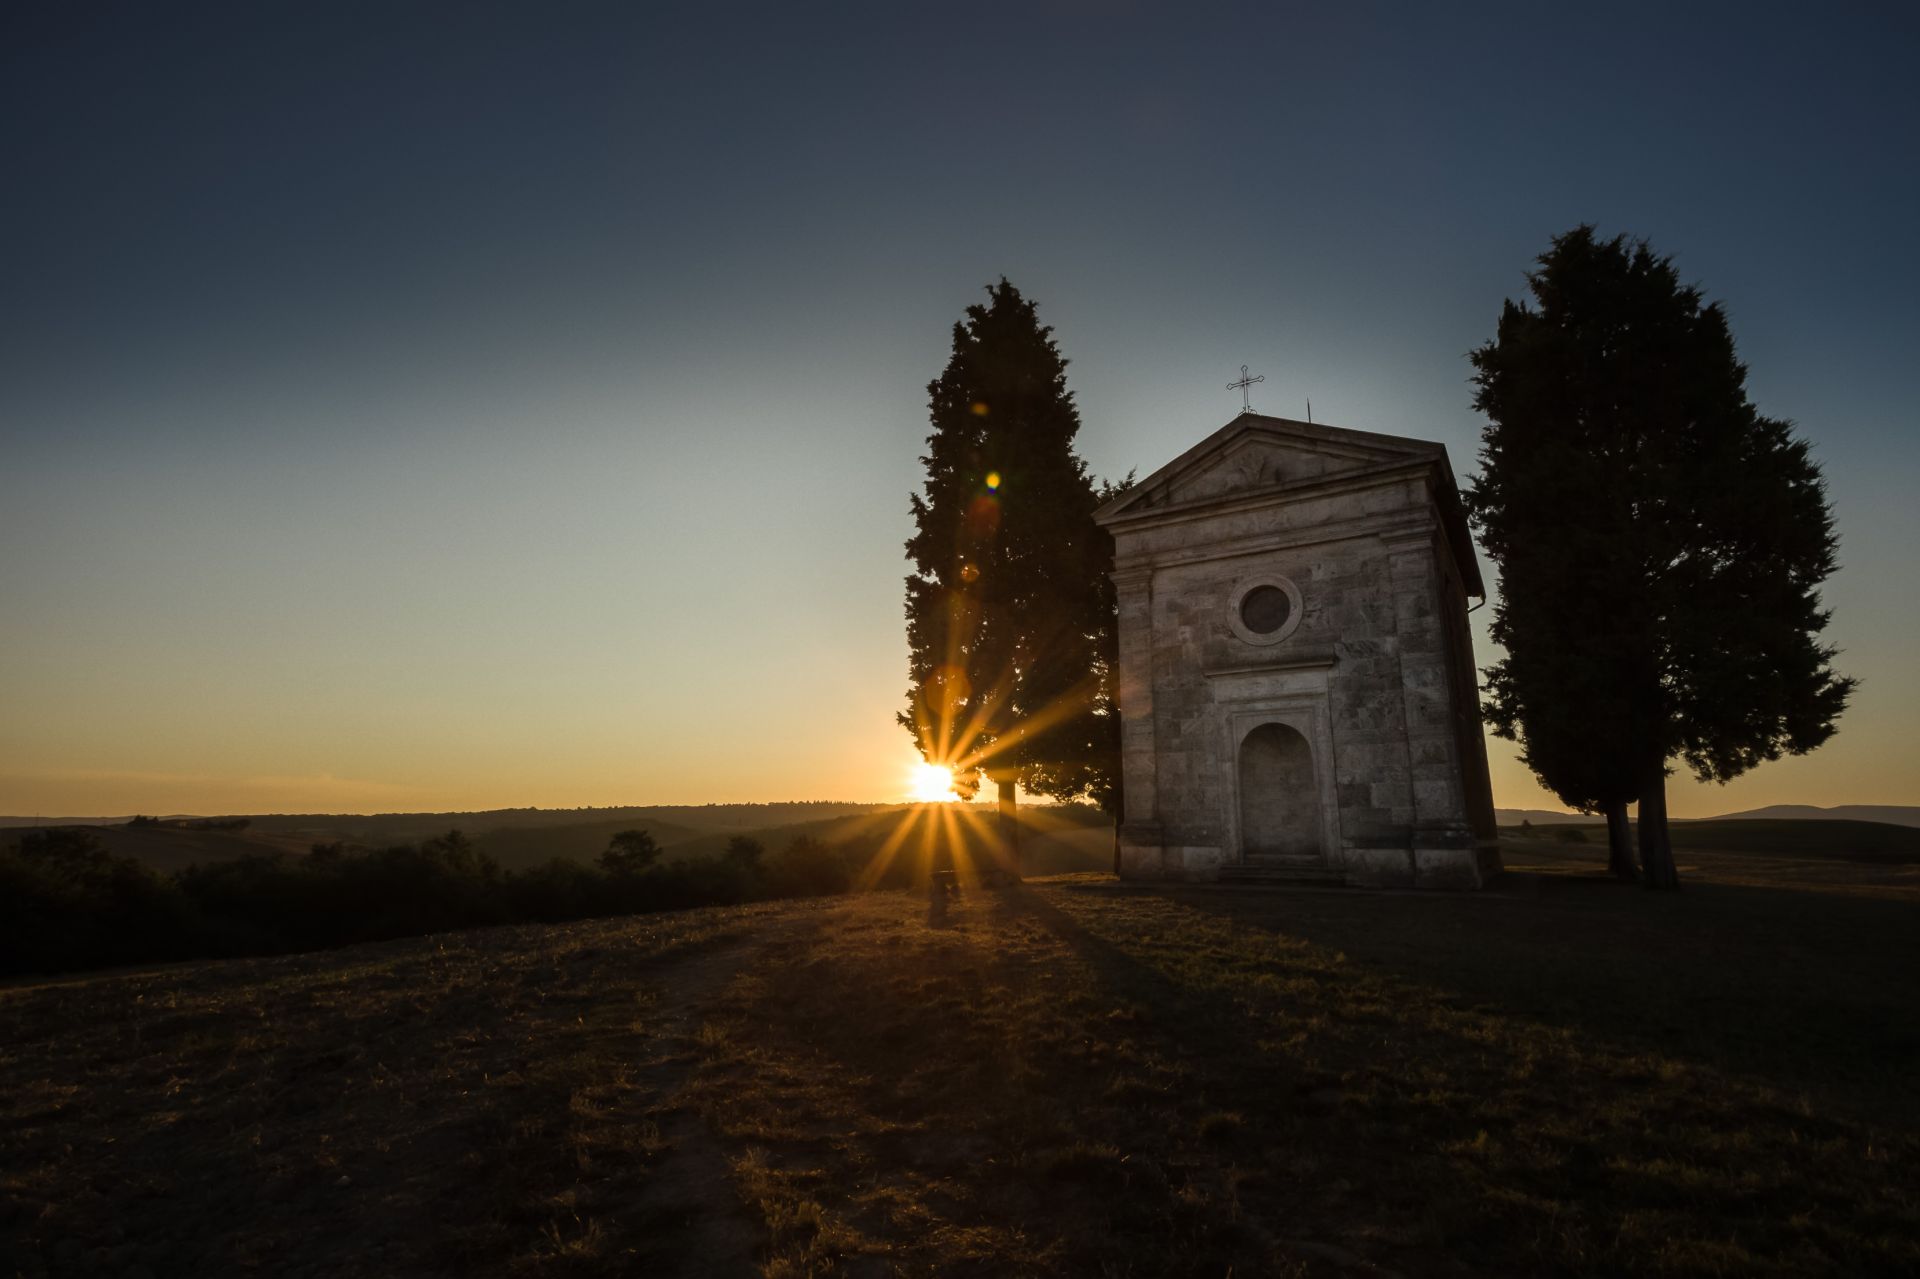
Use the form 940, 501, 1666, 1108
11, 802, 1915, 834
1495, 808, 1590, 826
1707, 804, 1920, 829
1497, 804, 1920, 829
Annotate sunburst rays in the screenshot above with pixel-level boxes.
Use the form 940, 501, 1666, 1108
847, 798, 1054, 892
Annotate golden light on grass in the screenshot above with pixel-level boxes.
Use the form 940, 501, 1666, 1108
907, 762, 959, 803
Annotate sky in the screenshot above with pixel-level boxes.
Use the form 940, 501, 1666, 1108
3, 1, 1916, 817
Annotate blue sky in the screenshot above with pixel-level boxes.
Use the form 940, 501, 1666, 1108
3, 1, 1914, 814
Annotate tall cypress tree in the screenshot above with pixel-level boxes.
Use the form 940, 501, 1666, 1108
1478, 582, 1642, 879
1469, 269, 1645, 878
1468, 228, 1854, 888
899, 280, 1116, 875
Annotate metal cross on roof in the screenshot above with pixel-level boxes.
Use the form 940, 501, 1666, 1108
1227, 364, 1265, 413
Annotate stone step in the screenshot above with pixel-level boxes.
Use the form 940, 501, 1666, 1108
1217, 861, 1346, 886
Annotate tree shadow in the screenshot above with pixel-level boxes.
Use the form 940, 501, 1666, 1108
1149, 872, 1920, 1121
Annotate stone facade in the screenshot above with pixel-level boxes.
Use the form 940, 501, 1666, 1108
1093, 413, 1501, 889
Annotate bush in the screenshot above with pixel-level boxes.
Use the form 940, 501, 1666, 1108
506, 858, 607, 923
764, 835, 856, 897
723, 836, 765, 871
600, 829, 662, 875
0, 822, 897, 978
0, 830, 200, 974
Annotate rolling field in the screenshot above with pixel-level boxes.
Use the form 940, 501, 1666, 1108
44, 822, 320, 875
3, 841, 1915, 1276
25, 802, 1118, 878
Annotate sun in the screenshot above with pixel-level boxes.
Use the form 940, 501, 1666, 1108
907, 762, 958, 803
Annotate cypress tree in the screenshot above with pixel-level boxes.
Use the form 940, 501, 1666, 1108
1467, 228, 1854, 889
899, 280, 1118, 876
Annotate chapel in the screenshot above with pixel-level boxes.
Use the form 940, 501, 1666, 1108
1092, 412, 1501, 889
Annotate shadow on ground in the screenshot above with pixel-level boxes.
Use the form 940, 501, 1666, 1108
1058, 842, 1920, 1120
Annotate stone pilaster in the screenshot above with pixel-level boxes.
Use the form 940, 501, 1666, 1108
1385, 528, 1485, 885
1112, 565, 1158, 830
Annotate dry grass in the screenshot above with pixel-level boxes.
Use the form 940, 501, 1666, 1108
4, 842, 1916, 1276
684, 845, 1919, 1276
0, 902, 827, 1277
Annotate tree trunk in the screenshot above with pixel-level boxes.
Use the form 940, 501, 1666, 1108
1604, 799, 1638, 881
1112, 820, 1121, 877
1637, 772, 1680, 890
996, 776, 1021, 882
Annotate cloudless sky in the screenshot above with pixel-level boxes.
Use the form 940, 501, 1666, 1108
3, 1, 1915, 816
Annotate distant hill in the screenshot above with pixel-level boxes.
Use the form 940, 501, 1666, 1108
211, 802, 906, 846
1505, 817, 1920, 864
1495, 808, 1589, 826
467, 802, 1113, 877
664, 802, 1113, 878
13, 801, 1912, 837
1498, 804, 1920, 829
17, 822, 316, 873
1707, 804, 1920, 829
468, 815, 711, 870
1, 802, 1116, 877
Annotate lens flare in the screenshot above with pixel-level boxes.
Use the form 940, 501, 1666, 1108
929, 663, 973, 715
965, 494, 1001, 535
984, 470, 1001, 490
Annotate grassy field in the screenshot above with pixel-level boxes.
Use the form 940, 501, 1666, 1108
3, 840, 1915, 1276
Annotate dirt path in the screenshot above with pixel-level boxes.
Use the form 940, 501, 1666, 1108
607, 910, 829, 1276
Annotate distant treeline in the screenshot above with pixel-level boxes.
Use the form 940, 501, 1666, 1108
128, 815, 252, 831
0, 825, 909, 978
234, 802, 908, 845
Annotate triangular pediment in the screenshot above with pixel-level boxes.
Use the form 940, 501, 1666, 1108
1095, 413, 1443, 522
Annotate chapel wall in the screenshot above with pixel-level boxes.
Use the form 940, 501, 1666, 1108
1132, 476, 1433, 859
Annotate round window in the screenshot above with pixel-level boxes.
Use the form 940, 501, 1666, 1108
1239, 585, 1292, 635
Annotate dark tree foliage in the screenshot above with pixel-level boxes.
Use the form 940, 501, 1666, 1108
599, 828, 661, 875
1480, 582, 1643, 879
722, 835, 766, 871
763, 834, 856, 897
0, 826, 865, 977
1468, 227, 1854, 889
1, 811, 1127, 978
899, 280, 1120, 871
0, 828, 198, 972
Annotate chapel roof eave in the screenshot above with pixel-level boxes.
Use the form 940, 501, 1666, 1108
1094, 412, 1485, 598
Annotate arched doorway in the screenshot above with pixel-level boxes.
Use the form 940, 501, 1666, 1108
1238, 722, 1321, 859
